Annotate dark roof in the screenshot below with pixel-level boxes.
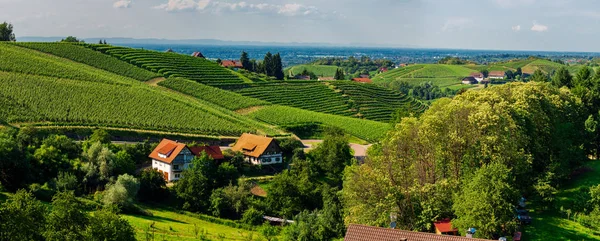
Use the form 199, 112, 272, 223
344, 224, 494, 241
296, 75, 311, 80
462, 77, 477, 83
189, 146, 224, 160
192, 52, 205, 58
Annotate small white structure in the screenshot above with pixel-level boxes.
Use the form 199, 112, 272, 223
470, 72, 484, 82
149, 139, 194, 182
232, 133, 283, 165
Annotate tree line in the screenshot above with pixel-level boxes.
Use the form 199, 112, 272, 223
238, 51, 285, 80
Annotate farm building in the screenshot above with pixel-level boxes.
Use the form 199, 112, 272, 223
488, 71, 506, 79
149, 139, 224, 181
295, 75, 311, 80
221, 60, 243, 69
470, 72, 484, 82
462, 77, 477, 85
318, 76, 335, 81
434, 219, 459, 235
191, 52, 205, 58
352, 78, 373, 84
232, 133, 283, 165
344, 224, 493, 241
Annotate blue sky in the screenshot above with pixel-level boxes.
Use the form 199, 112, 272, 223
2, 0, 600, 51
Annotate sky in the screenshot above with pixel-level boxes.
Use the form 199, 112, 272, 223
2, 0, 600, 52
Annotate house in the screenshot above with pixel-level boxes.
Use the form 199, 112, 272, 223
359, 74, 370, 79
352, 78, 372, 84
231, 133, 283, 165
189, 145, 224, 160
461, 76, 477, 85
470, 72, 484, 82
165, 48, 174, 53
191, 52, 205, 58
434, 219, 459, 236
318, 76, 335, 81
263, 216, 294, 226
399, 63, 408, 67
379, 67, 389, 73
221, 60, 243, 69
148, 139, 194, 182
488, 71, 506, 79
296, 75, 311, 80
344, 224, 493, 241
149, 139, 224, 181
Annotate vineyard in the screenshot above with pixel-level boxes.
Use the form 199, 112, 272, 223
15, 43, 161, 81
329, 81, 427, 121
91, 45, 247, 86
284, 65, 339, 77
158, 78, 270, 110
226, 82, 354, 116
372, 64, 474, 87
248, 105, 390, 141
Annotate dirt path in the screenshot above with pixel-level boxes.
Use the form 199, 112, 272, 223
145, 77, 166, 86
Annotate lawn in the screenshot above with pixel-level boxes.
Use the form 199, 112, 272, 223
123, 205, 263, 241
524, 161, 600, 240
285, 65, 340, 77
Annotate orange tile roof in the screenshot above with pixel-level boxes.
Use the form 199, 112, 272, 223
434, 219, 458, 233
352, 78, 372, 83
189, 146, 224, 160
148, 139, 188, 164
344, 224, 493, 241
221, 60, 243, 68
231, 133, 277, 158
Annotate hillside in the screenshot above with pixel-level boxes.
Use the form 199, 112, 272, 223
0, 42, 403, 142
372, 64, 475, 87
285, 64, 339, 77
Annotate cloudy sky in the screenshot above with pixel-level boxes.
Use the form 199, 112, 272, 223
2, 0, 600, 51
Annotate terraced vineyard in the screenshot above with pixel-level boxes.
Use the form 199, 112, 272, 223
225, 82, 355, 117
92, 45, 246, 86
285, 64, 339, 77
372, 64, 474, 87
330, 81, 427, 121
15, 42, 161, 81
248, 105, 390, 141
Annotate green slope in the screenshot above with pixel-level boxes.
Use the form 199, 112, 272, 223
372, 64, 475, 87
285, 64, 340, 77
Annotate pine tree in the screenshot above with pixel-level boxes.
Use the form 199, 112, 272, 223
334, 68, 345, 80
103, 40, 107, 45
273, 53, 284, 80
264, 52, 274, 77
98, 40, 103, 44
240, 51, 252, 71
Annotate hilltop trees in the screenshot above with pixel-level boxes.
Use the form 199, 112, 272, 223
0, 22, 15, 41
530, 69, 549, 82
552, 67, 573, 88
60, 36, 83, 43
240, 51, 252, 71
334, 68, 345, 80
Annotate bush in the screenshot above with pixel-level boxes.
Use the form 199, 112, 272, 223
28, 182, 56, 202
85, 207, 136, 241
242, 207, 265, 225
138, 168, 167, 202
103, 174, 139, 209
55, 171, 79, 192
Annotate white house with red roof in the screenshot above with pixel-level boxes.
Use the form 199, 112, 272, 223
149, 139, 224, 181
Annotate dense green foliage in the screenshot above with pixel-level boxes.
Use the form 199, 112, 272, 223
0, 22, 15, 41
16, 42, 161, 81
307, 56, 394, 77
373, 64, 475, 87
342, 82, 587, 238
249, 105, 390, 141
158, 77, 270, 110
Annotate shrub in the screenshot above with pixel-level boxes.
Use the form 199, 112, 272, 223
103, 174, 139, 208
138, 168, 167, 202
242, 207, 265, 225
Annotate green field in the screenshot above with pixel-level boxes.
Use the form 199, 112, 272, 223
247, 105, 390, 141
285, 64, 340, 77
372, 64, 475, 87
524, 161, 600, 240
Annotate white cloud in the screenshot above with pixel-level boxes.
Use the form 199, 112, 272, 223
153, 0, 321, 16
531, 22, 548, 32
512, 25, 521, 31
441, 17, 473, 32
113, 0, 131, 8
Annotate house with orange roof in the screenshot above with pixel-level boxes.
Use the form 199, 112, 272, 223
344, 224, 493, 241
149, 139, 224, 181
434, 219, 459, 235
232, 133, 283, 165
352, 78, 372, 84
488, 71, 506, 79
221, 60, 243, 69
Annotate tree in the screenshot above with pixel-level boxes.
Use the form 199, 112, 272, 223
216, 58, 222, 65
0, 22, 15, 41
310, 127, 353, 185
103, 39, 107, 44
98, 39, 103, 44
552, 67, 573, 88
273, 53, 284, 80
85, 207, 136, 241
113, 150, 135, 176
334, 68, 345, 80
575, 66, 593, 87
0, 130, 31, 191
264, 52, 274, 76
240, 51, 252, 71
530, 69, 548, 82
103, 174, 140, 209
259, 222, 280, 241
505, 70, 514, 80
210, 181, 253, 219
138, 168, 167, 202
452, 163, 519, 239
516, 67, 523, 77
44, 191, 88, 241
55, 171, 79, 192
61, 36, 83, 43
481, 69, 489, 78
0, 190, 46, 240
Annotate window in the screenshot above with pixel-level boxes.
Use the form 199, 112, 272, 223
175, 173, 181, 179
173, 165, 179, 170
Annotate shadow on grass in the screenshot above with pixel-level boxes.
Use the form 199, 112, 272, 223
524, 213, 599, 240
131, 213, 188, 225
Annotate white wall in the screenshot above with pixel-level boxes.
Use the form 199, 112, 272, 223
152, 159, 173, 181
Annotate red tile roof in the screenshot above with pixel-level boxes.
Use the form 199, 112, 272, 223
148, 139, 188, 164
221, 60, 243, 68
352, 78, 372, 83
231, 133, 278, 158
344, 224, 493, 241
434, 219, 458, 233
189, 146, 224, 160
